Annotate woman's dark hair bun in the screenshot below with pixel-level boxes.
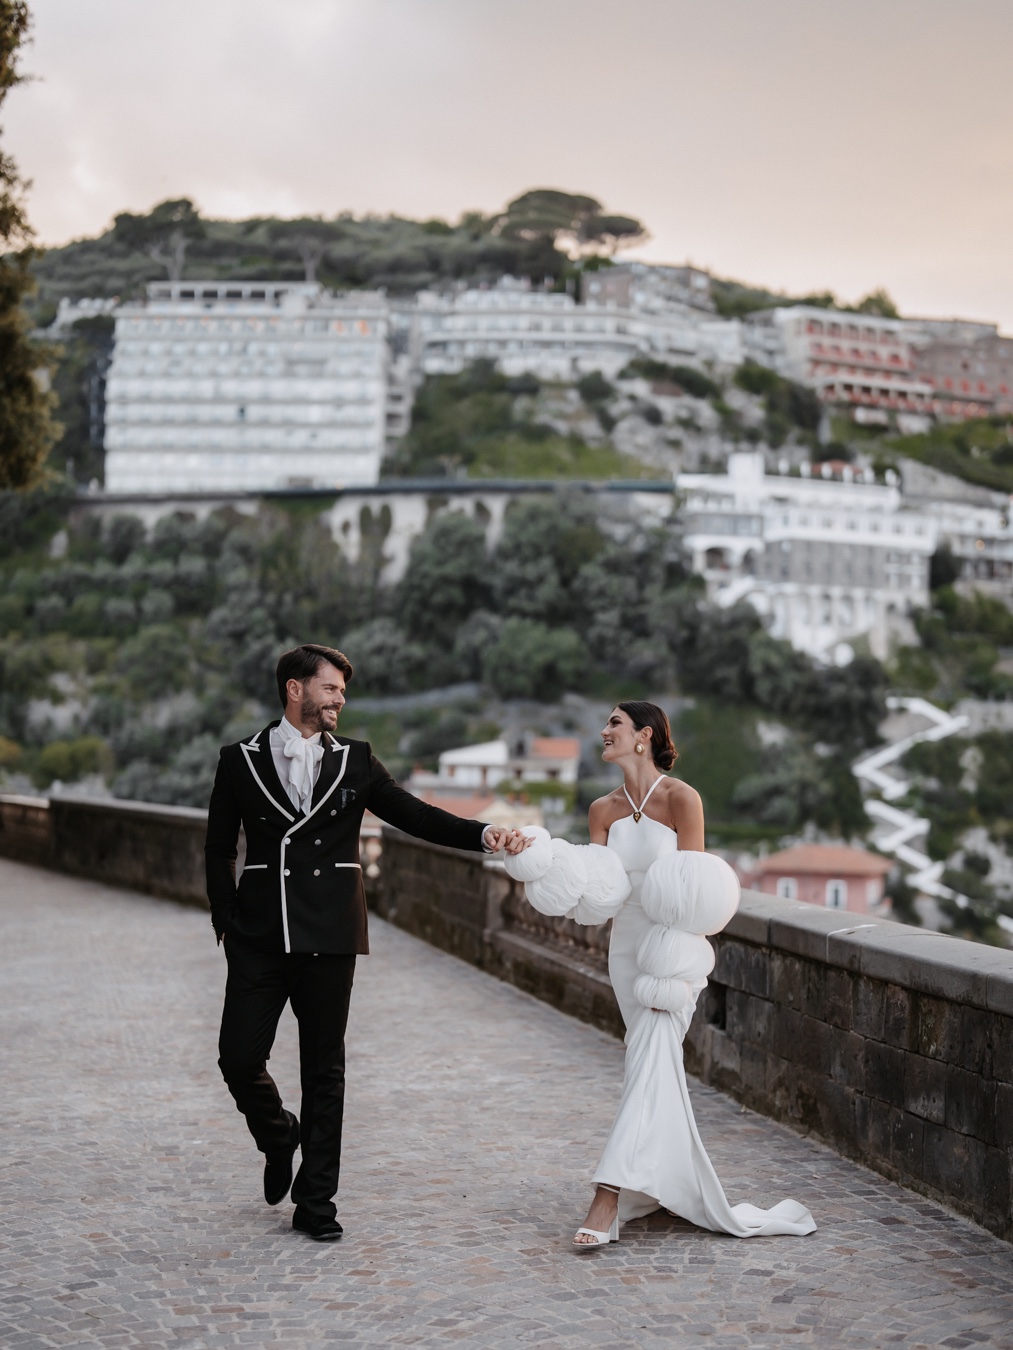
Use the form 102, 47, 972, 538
617, 700, 678, 771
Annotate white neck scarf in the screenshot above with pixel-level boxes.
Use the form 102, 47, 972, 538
276, 717, 325, 814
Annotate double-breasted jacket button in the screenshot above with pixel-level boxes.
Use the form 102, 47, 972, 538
314, 839, 321, 845
283, 868, 290, 876
330, 809, 337, 815
313, 868, 320, 876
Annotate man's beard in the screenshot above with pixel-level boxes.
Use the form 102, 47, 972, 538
302, 691, 339, 734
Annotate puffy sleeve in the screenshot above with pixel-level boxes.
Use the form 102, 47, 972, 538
503, 826, 631, 925
633, 850, 740, 1014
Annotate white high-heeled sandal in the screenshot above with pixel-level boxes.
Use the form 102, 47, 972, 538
572, 1184, 620, 1251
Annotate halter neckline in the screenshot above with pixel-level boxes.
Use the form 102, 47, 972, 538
622, 775, 664, 823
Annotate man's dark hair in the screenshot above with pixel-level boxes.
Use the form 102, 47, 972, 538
276, 644, 353, 708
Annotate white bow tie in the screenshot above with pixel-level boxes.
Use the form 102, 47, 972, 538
282, 735, 325, 811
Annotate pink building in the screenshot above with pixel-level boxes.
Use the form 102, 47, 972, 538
750, 844, 892, 914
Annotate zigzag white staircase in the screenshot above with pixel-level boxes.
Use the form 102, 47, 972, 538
852, 697, 973, 913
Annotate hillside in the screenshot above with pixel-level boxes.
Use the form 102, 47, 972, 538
33, 191, 1012, 504
28, 189, 645, 322
29, 190, 891, 323
876, 417, 1013, 495
0, 488, 879, 841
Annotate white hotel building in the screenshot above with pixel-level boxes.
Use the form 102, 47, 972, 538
678, 452, 938, 661
413, 276, 743, 382
104, 282, 389, 493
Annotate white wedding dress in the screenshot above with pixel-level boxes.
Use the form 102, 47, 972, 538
506, 811, 816, 1239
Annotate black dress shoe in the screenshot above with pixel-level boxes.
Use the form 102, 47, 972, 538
263, 1117, 300, 1206
292, 1210, 344, 1242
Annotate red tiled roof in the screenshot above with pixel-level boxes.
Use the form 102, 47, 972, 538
416, 790, 497, 820
756, 844, 892, 877
529, 737, 581, 760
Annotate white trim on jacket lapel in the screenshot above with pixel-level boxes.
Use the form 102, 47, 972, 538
240, 727, 296, 823
286, 737, 350, 836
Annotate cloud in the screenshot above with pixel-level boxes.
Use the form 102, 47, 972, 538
8, 0, 1013, 326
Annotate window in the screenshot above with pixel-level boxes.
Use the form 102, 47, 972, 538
826, 879, 847, 909
776, 877, 797, 900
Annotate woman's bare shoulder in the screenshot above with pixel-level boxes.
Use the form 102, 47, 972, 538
588, 789, 626, 825
658, 776, 701, 806
656, 776, 703, 823
588, 789, 627, 844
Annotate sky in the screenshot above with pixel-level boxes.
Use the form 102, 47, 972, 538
7, 0, 1013, 327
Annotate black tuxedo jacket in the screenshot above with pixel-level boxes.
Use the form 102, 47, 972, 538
205, 722, 489, 955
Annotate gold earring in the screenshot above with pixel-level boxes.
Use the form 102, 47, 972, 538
635, 742, 645, 755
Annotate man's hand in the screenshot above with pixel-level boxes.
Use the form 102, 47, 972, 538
482, 826, 534, 854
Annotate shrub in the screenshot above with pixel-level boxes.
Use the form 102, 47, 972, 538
106, 515, 146, 564
116, 623, 188, 697
929, 545, 961, 591
0, 735, 22, 769
34, 735, 110, 786
576, 371, 614, 405
34, 595, 68, 632
140, 589, 175, 623
505, 373, 540, 396
621, 358, 721, 400
0, 594, 24, 633
101, 596, 138, 635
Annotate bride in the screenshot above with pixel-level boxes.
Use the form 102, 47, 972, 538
505, 700, 815, 1249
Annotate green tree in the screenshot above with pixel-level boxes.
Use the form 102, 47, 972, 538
974, 731, 1013, 822
494, 189, 646, 263
395, 512, 490, 646
576, 371, 614, 405
800, 657, 886, 749
266, 217, 333, 283
622, 358, 721, 400
113, 198, 204, 281
491, 496, 604, 626
34, 734, 109, 786
734, 362, 822, 442
855, 288, 899, 319
339, 617, 427, 695
0, 1, 60, 488
482, 617, 588, 700
929, 544, 960, 591
662, 600, 760, 702
746, 630, 813, 715
47, 314, 113, 484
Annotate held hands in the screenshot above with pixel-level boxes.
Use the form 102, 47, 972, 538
483, 826, 534, 855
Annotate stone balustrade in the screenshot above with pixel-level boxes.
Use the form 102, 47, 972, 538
1, 793, 1010, 1241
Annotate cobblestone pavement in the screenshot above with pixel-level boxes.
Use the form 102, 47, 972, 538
2, 858, 1012, 1350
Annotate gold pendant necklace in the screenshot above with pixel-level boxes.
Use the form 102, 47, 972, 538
624, 776, 663, 824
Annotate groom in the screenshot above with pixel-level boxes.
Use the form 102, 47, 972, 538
205, 642, 521, 1240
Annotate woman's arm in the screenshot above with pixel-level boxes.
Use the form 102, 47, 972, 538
671, 781, 705, 851
588, 796, 611, 845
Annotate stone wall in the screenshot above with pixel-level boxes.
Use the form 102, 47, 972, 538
0, 792, 218, 906
2, 795, 1010, 1240
0, 794, 55, 867
368, 829, 624, 1038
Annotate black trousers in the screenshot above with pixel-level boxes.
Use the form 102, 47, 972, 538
218, 937, 356, 1221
